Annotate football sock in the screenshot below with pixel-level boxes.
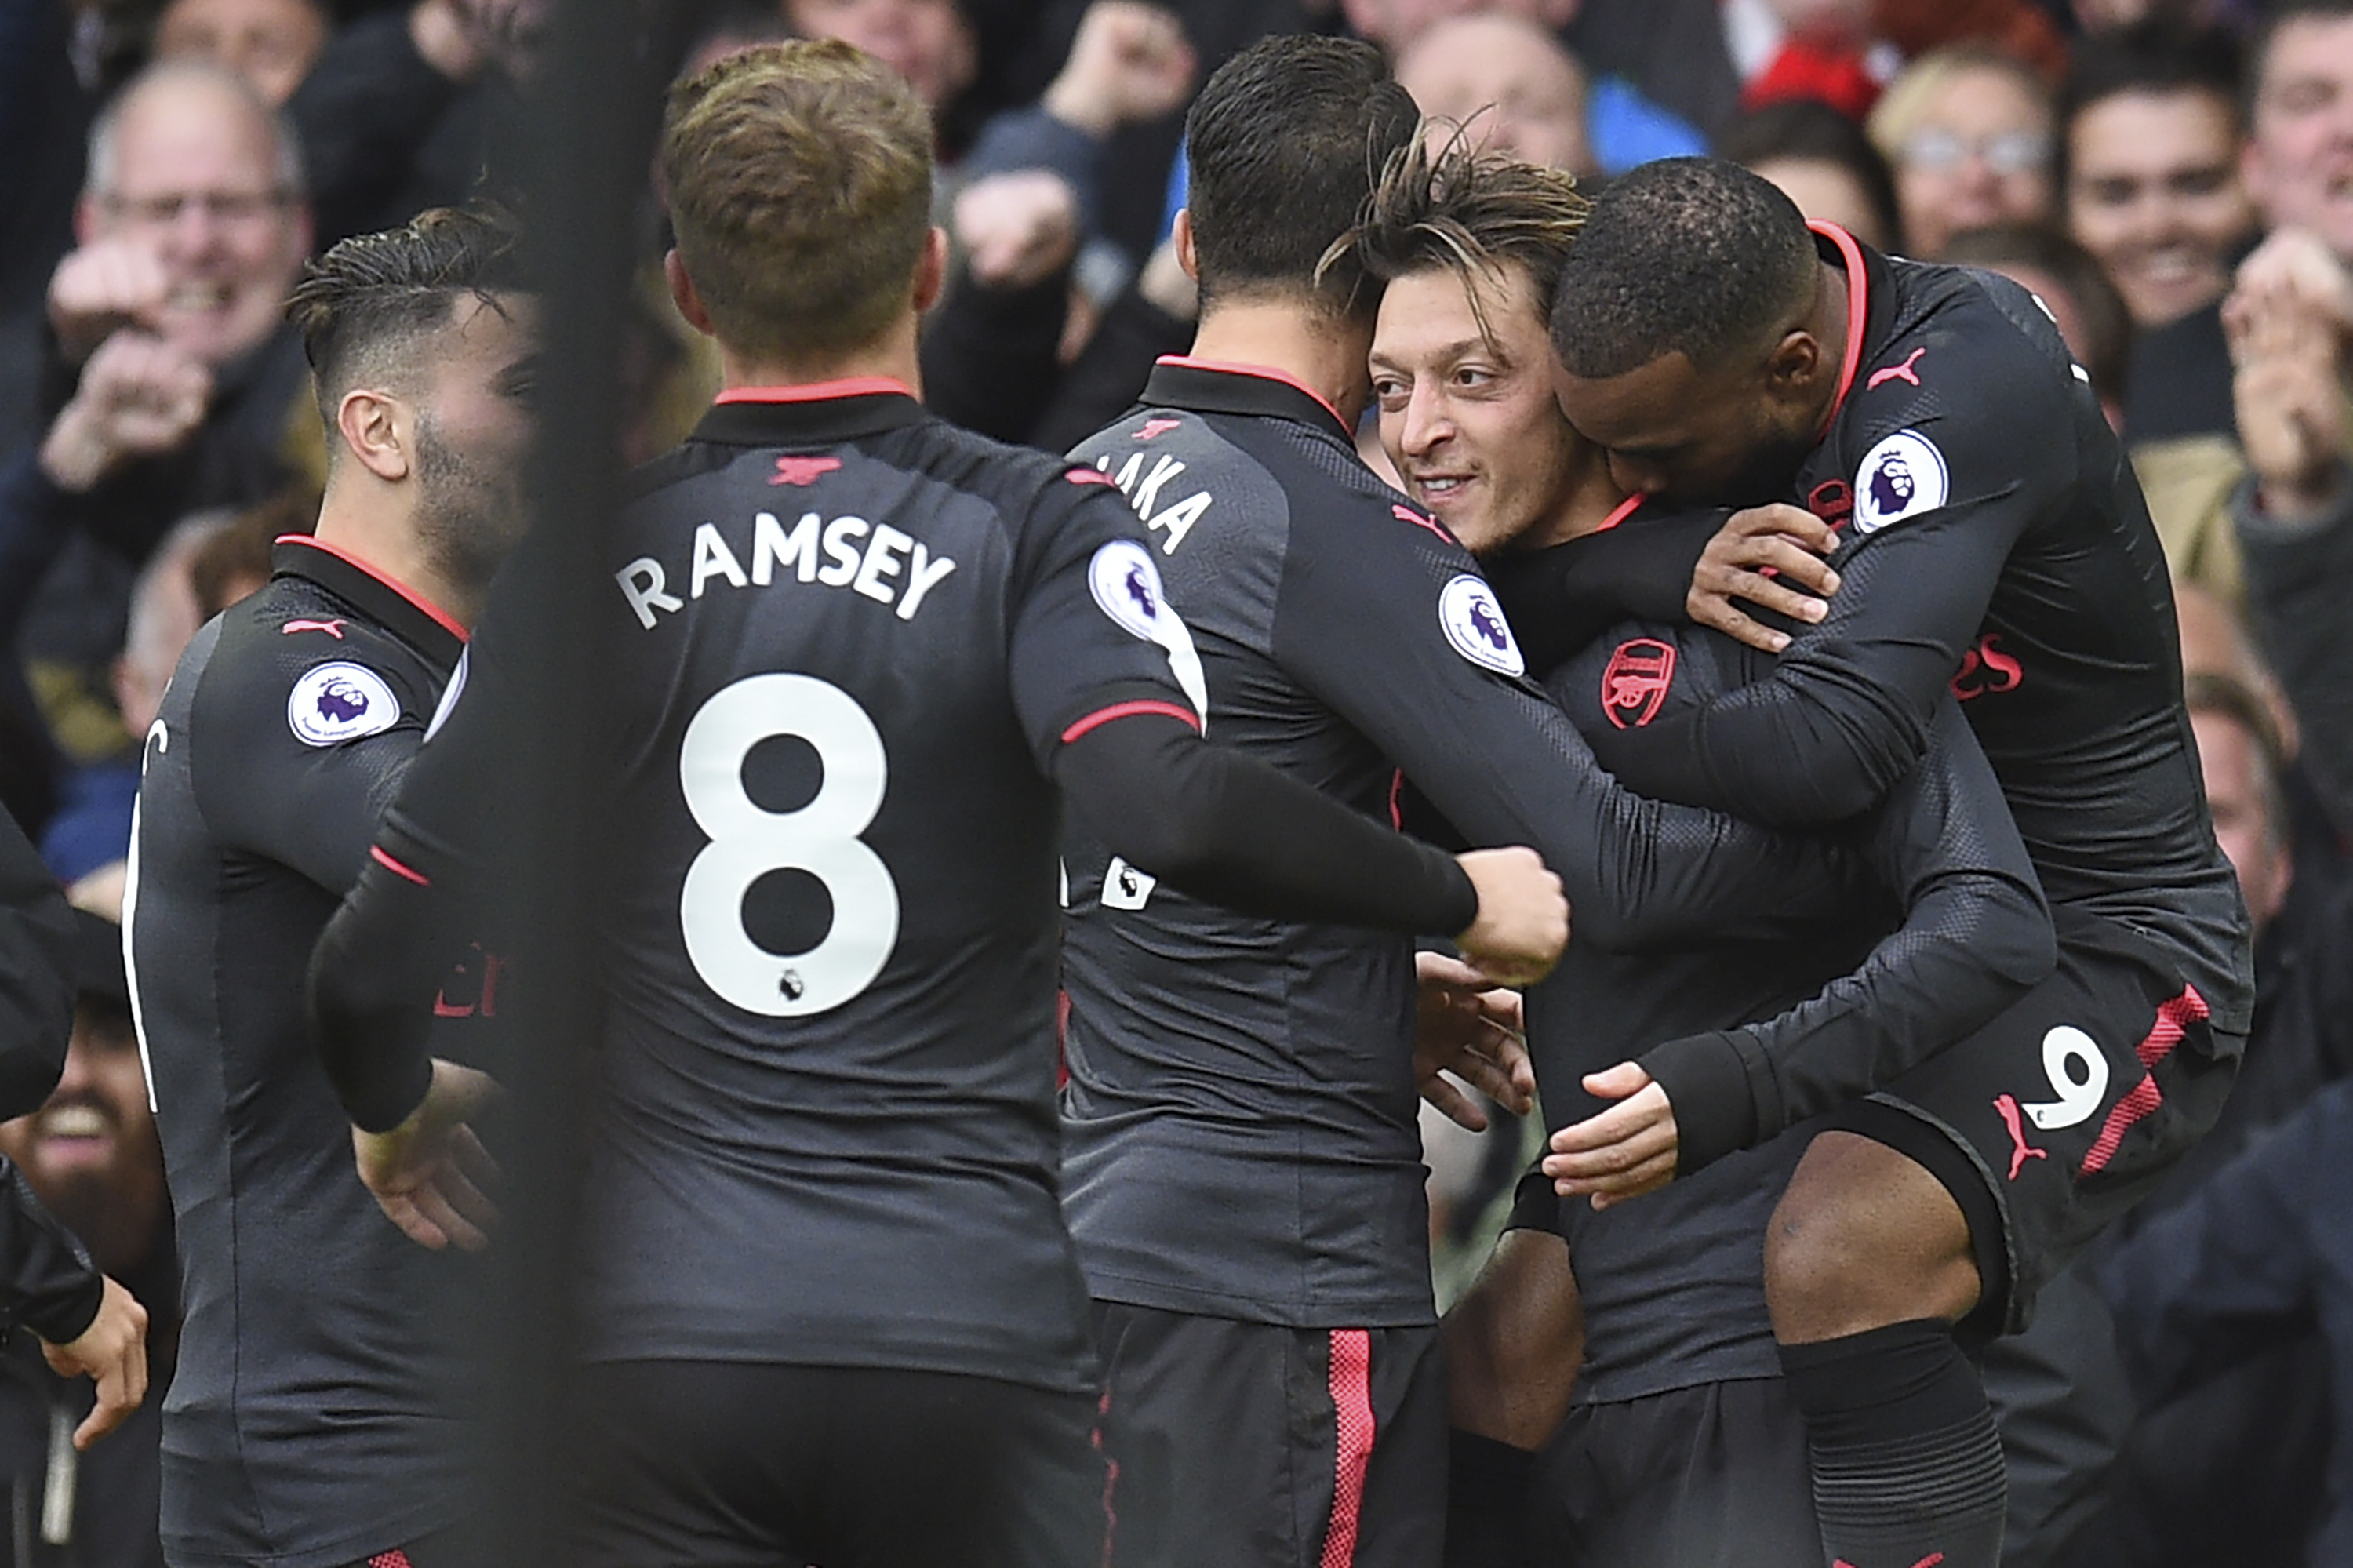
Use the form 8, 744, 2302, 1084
1779, 1319, 2006, 1568
1442, 1428, 1534, 1568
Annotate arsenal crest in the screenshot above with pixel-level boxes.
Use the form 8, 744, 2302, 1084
1601, 638, 1675, 729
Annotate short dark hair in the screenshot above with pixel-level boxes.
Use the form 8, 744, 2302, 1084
1183, 34, 1419, 318
1940, 223, 2132, 403
661, 41, 933, 363
2061, 20, 2244, 171
1549, 156, 1816, 379
287, 202, 527, 432
2250, 0, 2353, 115
1327, 131, 1589, 343
1714, 98, 1904, 254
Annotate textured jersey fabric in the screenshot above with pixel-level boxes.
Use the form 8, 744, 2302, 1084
128, 537, 471, 1568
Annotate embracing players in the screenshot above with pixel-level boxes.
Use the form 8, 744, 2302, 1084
1489, 158, 2251, 1568
304, 39, 1570, 1568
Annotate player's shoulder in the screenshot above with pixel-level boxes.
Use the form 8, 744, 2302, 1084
195, 577, 436, 755
1861, 258, 2078, 423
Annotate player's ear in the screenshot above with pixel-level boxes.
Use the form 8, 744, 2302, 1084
665, 250, 715, 338
1173, 209, 1199, 282
1762, 328, 1825, 404
910, 226, 949, 315
336, 387, 410, 483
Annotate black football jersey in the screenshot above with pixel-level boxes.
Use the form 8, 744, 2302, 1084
1059, 362, 1858, 1329
1589, 227, 2252, 1038
126, 537, 471, 1568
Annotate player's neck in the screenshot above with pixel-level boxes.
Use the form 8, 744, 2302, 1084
1526, 446, 1628, 550
1802, 259, 1853, 432
1187, 300, 1374, 429
716, 316, 924, 402
312, 498, 481, 631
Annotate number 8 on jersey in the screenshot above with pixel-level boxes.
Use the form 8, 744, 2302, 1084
679, 673, 900, 1016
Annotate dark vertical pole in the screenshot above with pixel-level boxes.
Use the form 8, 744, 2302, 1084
471, 4, 684, 1561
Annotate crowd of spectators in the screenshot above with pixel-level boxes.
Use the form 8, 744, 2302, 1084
4, 0, 2353, 1563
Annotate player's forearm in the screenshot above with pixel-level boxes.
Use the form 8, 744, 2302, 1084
1056, 715, 1478, 935
306, 842, 447, 1133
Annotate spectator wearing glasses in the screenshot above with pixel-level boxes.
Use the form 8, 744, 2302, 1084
1867, 44, 2057, 259
0, 60, 316, 777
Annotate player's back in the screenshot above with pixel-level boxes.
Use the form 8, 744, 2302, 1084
1059, 369, 1443, 1331
578, 384, 1122, 1395
1791, 237, 2248, 1031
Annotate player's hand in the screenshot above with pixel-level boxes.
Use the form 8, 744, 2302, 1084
353, 1058, 503, 1251
38, 331, 212, 493
1452, 847, 1568, 988
1413, 951, 1535, 1131
1688, 504, 1842, 653
46, 239, 172, 364
41, 1275, 148, 1450
955, 170, 1082, 290
1044, 2, 1197, 136
1542, 1062, 1678, 1209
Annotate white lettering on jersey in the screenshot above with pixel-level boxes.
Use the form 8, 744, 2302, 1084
286, 662, 401, 747
1097, 451, 1213, 555
1852, 429, 1950, 534
422, 646, 468, 743
1087, 540, 1210, 725
617, 558, 684, 628
1438, 574, 1525, 678
617, 515, 959, 628
1101, 856, 1157, 911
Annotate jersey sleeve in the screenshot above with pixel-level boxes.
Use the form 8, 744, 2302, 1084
1590, 326, 2079, 824
1269, 492, 1860, 951
1638, 698, 2057, 1172
193, 628, 436, 897
0, 807, 70, 1121
1004, 468, 1211, 766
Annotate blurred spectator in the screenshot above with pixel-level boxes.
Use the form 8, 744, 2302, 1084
0, 906, 175, 1568
1867, 43, 2056, 257
787, 0, 980, 115
2060, 24, 2250, 334
285, 0, 545, 249
2, 59, 315, 769
151, 0, 329, 107
2061, 22, 2250, 451
2242, 0, 2353, 267
1362, 1, 1704, 173
1717, 96, 1904, 249
1394, 13, 1595, 177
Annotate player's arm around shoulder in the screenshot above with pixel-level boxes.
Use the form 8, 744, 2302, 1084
189, 607, 440, 893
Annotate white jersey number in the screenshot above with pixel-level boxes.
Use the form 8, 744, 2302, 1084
2022, 1024, 2111, 1130
678, 674, 900, 1016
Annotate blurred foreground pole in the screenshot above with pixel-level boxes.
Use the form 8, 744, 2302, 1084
472, 3, 682, 1561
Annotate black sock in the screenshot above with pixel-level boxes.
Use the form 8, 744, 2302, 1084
1443, 1428, 1535, 1568
1778, 1319, 2006, 1568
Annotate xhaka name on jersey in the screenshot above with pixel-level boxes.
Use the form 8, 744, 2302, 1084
1086, 448, 1213, 555
615, 510, 959, 629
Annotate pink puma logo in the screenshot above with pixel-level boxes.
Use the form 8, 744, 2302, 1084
1867, 347, 1927, 391
1994, 1095, 2047, 1181
1137, 417, 1183, 440
282, 619, 346, 639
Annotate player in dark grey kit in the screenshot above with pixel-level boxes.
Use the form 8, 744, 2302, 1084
301, 42, 1566, 1568
1057, 48, 1917, 1568
1342, 136, 2071, 1568
125, 205, 535, 1568
1523, 158, 2251, 1568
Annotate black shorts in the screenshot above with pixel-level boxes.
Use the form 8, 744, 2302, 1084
1091, 1303, 1446, 1568
1838, 911, 2240, 1337
565, 1359, 1106, 1568
1529, 1379, 1822, 1568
